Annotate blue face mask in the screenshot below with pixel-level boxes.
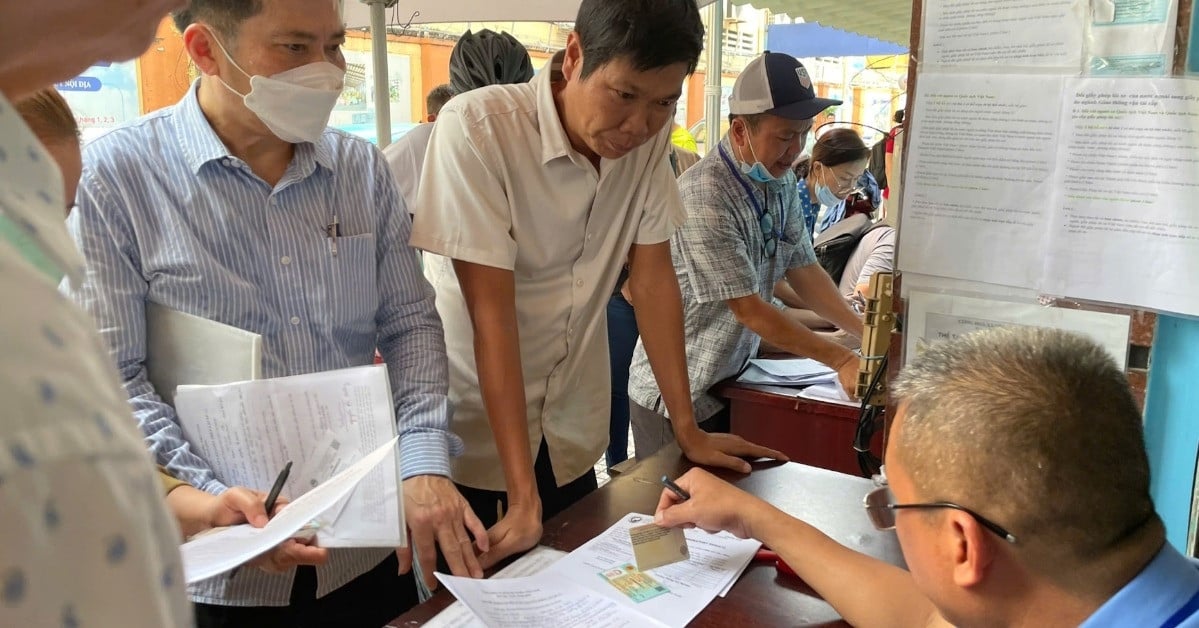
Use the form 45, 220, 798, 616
814, 164, 844, 207
815, 182, 841, 207
739, 136, 778, 184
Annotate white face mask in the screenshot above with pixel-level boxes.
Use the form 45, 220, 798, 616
209, 34, 345, 144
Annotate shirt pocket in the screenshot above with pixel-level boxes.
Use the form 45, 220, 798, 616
324, 233, 378, 339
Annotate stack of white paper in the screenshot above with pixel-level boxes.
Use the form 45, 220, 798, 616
173, 365, 404, 548
737, 358, 836, 387
181, 436, 399, 583
438, 513, 761, 628
798, 382, 859, 408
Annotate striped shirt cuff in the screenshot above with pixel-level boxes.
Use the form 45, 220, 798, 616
399, 430, 454, 479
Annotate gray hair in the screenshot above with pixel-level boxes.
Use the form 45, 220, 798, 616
891, 327, 1155, 570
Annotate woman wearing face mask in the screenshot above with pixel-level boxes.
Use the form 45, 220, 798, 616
792, 128, 871, 240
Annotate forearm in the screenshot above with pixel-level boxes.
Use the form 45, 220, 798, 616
788, 266, 863, 338
164, 485, 218, 538
378, 286, 458, 478
780, 306, 837, 331
773, 279, 809, 309
737, 299, 855, 370
750, 507, 940, 628
472, 325, 537, 499
628, 261, 699, 439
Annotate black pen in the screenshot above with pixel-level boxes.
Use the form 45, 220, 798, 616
264, 461, 292, 516
229, 461, 292, 579
661, 475, 691, 502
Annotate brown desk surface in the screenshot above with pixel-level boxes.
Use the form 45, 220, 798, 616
388, 445, 902, 627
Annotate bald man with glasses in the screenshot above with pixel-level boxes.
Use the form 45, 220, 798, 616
655, 327, 1199, 628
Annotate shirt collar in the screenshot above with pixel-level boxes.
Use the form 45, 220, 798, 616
175, 80, 337, 176
536, 52, 576, 165
175, 81, 234, 174
1081, 542, 1199, 627
0, 91, 85, 286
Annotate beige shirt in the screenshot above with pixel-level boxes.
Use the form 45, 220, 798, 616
0, 92, 191, 627
410, 66, 685, 490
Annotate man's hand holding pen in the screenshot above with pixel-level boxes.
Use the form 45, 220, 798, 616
227, 461, 329, 577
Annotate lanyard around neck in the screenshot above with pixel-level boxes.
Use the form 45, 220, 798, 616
717, 144, 785, 243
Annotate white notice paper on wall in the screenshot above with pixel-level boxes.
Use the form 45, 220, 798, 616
1042, 78, 1199, 316
897, 72, 1064, 289
905, 291, 1132, 369
921, 0, 1086, 71
1087, 0, 1179, 76
174, 365, 403, 548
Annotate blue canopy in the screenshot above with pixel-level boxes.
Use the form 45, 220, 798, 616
766, 23, 907, 58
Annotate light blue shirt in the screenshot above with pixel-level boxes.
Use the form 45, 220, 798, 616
66, 83, 458, 606
1081, 543, 1199, 627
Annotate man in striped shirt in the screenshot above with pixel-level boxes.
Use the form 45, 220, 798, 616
66, 1, 484, 625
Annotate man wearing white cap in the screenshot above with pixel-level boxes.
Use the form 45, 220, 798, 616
628, 51, 867, 457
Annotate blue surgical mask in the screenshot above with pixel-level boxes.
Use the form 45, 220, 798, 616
813, 164, 843, 207
739, 136, 778, 184
815, 182, 841, 207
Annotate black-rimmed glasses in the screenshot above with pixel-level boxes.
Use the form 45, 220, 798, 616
863, 486, 1018, 544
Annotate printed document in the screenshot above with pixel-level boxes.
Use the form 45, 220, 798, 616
174, 365, 403, 547
922, 0, 1086, 70
1088, 0, 1178, 76
181, 436, 398, 583
1043, 78, 1199, 314
897, 72, 1063, 289
436, 570, 665, 628
425, 546, 567, 628
737, 358, 836, 386
548, 513, 761, 627
905, 291, 1132, 369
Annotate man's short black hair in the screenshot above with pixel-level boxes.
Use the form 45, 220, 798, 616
426, 84, 456, 116
173, 0, 264, 37
574, 0, 704, 79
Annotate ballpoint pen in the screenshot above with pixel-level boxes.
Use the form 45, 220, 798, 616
328, 214, 339, 257
229, 461, 292, 579
263, 461, 292, 516
661, 475, 691, 501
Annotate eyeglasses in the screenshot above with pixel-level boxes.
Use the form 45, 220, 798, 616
819, 164, 865, 197
759, 212, 777, 256
863, 486, 1018, 544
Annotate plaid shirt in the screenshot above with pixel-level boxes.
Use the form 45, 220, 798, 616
628, 136, 817, 421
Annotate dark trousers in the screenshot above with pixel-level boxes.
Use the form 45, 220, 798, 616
457, 439, 599, 529
194, 553, 417, 628
606, 293, 639, 467
630, 401, 731, 459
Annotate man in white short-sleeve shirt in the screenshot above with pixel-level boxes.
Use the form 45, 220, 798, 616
411, 0, 783, 570
383, 83, 454, 213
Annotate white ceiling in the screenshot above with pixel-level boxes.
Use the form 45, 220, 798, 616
341, 1, 911, 47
